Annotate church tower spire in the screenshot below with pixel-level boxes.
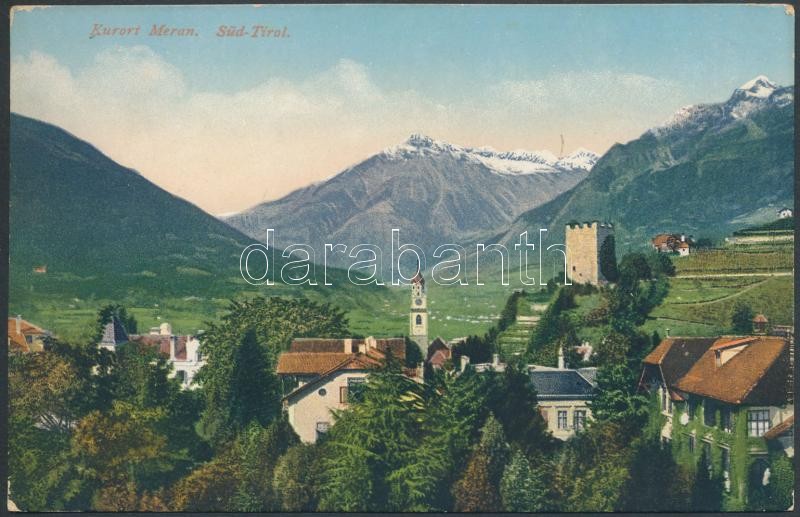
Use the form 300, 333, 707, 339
409, 260, 428, 355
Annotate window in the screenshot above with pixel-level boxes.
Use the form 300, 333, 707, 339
557, 410, 568, 430
688, 434, 695, 453
316, 421, 330, 440
702, 442, 712, 477
703, 399, 716, 427
317, 388, 327, 397
574, 410, 587, 431
720, 447, 731, 477
175, 370, 187, 384
688, 398, 696, 420
721, 407, 734, 433
25, 335, 33, 344
747, 409, 770, 437
416, 315, 422, 325
346, 377, 366, 404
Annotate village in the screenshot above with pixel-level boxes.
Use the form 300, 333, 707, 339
8, 214, 794, 512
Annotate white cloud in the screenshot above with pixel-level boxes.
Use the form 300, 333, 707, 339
11, 47, 681, 214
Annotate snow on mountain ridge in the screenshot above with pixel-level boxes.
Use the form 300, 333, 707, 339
649, 76, 790, 135
383, 134, 597, 174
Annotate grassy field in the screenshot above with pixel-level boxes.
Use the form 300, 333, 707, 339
10, 266, 536, 344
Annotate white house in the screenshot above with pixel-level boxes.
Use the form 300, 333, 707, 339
277, 337, 417, 443
468, 348, 598, 440
778, 207, 793, 219
99, 318, 205, 389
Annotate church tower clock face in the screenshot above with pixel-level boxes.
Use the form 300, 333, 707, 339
415, 297, 423, 306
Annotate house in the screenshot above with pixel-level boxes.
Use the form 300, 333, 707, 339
468, 348, 598, 440
652, 233, 693, 255
277, 336, 416, 443
128, 323, 204, 389
98, 317, 205, 389
425, 336, 451, 370
640, 334, 793, 508
778, 207, 793, 219
528, 349, 597, 440
7, 315, 51, 353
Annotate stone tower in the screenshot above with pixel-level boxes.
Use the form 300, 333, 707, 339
564, 221, 614, 286
409, 264, 428, 354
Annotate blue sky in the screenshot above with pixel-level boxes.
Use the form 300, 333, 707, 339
10, 4, 795, 213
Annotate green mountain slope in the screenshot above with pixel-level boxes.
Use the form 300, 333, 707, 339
502, 81, 794, 251
9, 113, 265, 300
9, 115, 394, 341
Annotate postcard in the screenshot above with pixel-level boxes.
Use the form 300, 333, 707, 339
6, 3, 795, 513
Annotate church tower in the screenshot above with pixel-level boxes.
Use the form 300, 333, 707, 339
409, 263, 429, 355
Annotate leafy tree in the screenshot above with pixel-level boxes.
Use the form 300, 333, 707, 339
731, 301, 755, 334
619, 253, 652, 282
230, 420, 298, 511
647, 252, 676, 277
594, 331, 631, 367
197, 328, 281, 447
112, 341, 177, 409
404, 336, 424, 368
651, 330, 662, 349
170, 453, 240, 511
486, 364, 554, 458
500, 449, 553, 511
694, 237, 714, 249
451, 334, 494, 364
452, 446, 502, 512
70, 401, 177, 502
389, 369, 496, 511
588, 364, 649, 431
477, 414, 510, 486
273, 443, 323, 511
318, 358, 424, 511
599, 235, 619, 283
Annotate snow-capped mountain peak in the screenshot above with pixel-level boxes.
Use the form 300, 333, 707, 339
736, 75, 777, 98
649, 75, 791, 136
383, 134, 597, 174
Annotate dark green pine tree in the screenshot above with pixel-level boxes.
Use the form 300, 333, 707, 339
229, 328, 280, 431
731, 301, 755, 334
599, 235, 619, 283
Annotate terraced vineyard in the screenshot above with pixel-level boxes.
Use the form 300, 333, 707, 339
496, 293, 548, 359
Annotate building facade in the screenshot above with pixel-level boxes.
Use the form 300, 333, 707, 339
98, 318, 205, 389
640, 334, 793, 510
565, 221, 614, 286
277, 336, 414, 442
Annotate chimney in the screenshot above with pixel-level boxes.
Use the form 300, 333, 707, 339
160, 322, 172, 336
680, 234, 686, 242
460, 355, 470, 372
416, 361, 424, 382
558, 346, 565, 370
492, 353, 500, 367
344, 338, 352, 353
15, 315, 21, 335
665, 328, 671, 338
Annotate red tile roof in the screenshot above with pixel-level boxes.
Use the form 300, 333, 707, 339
288, 337, 405, 359
674, 336, 788, 405
708, 336, 758, 351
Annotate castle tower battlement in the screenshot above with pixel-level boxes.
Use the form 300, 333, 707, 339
565, 221, 614, 286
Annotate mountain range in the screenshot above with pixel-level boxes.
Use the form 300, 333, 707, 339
9, 114, 273, 301
225, 134, 597, 270
496, 76, 794, 251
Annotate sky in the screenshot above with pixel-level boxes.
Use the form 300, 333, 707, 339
10, 4, 795, 215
